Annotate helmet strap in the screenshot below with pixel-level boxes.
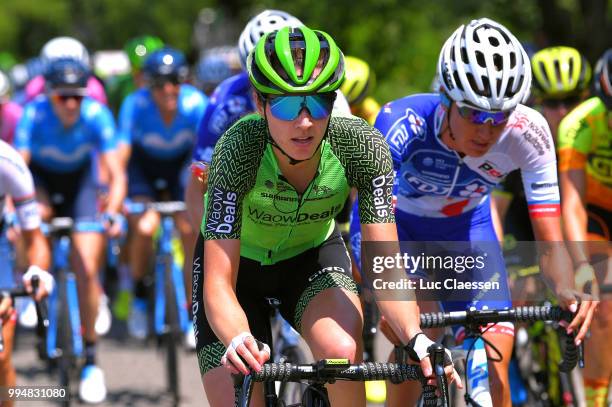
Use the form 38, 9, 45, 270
439, 102, 466, 158
438, 102, 456, 142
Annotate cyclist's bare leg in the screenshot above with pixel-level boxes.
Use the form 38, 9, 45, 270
202, 367, 265, 407
174, 211, 197, 306
385, 300, 442, 407
72, 232, 105, 341
0, 320, 16, 407
583, 240, 612, 407
300, 287, 365, 407
482, 330, 513, 407
128, 198, 160, 282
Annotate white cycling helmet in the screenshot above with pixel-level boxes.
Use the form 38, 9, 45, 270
0, 70, 10, 100
437, 18, 531, 112
41, 36, 90, 66
238, 10, 302, 69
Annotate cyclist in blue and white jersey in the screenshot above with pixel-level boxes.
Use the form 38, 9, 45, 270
349, 18, 598, 407
119, 47, 207, 341
0, 140, 53, 407
14, 58, 125, 404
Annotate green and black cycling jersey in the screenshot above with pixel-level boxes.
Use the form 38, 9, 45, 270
201, 114, 395, 265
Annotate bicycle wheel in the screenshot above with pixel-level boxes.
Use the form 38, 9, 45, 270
55, 272, 73, 407
163, 256, 180, 406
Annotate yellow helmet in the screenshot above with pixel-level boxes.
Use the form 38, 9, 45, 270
532, 46, 591, 98
340, 56, 374, 105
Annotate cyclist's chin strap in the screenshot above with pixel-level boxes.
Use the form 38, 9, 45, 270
263, 103, 331, 166
440, 104, 456, 142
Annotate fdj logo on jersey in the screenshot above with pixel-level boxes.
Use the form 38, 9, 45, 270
387, 108, 427, 153
206, 187, 237, 234
478, 161, 504, 179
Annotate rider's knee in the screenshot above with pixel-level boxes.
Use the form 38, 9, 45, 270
317, 334, 359, 361
133, 211, 160, 237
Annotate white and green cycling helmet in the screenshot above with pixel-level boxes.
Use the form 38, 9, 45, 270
437, 18, 531, 112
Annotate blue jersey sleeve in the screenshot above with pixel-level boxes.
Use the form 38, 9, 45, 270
84, 100, 117, 152
181, 86, 208, 128
193, 100, 220, 163
117, 92, 136, 146
14, 103, 36, 152
192, 73, 254, 163
375, 94, 438, 172
374, 101, 408, 172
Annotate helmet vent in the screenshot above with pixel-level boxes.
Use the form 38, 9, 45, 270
554, 60, 562, 86
509, 52, 516, 69
453, 71, 464, 91
489, 36, 500, 47
493, 54, 503, 71
478, 75, 490, 96
476, 51, 486, 67
460, 46, 469, 64
498, 29, 511, 44
506, 77, 515, 96
538, 61, 550, 88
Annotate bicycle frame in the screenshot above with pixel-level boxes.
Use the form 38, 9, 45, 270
153, 215, 189, 336
47, 227, 83, 360
463, 335, 492, 406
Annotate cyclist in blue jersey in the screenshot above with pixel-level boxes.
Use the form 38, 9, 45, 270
119, 47, 207, 341
349, 18, 598, 407
14, 58, 125, 404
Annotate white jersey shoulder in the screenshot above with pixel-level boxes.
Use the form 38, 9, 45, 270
0, 140, 41, 230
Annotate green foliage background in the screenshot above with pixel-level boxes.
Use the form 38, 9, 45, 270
0, 0, 609, 103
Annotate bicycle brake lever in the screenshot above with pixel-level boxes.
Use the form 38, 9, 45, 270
428, 343, 450, 405
431, 345, 445, 376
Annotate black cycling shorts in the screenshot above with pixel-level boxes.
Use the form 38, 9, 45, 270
191, 228, 357, 375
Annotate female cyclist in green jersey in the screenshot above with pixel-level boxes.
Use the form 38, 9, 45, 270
194, 26, 460, 406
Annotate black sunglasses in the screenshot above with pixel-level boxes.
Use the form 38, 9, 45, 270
150, 76, 182, 88
51, 93, 84, 103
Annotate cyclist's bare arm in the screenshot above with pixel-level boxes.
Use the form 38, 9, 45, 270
559, 169, 589, 262
530, 215, 597, 343
185, 170, 208, 226
490, 193, 511, 242
117, 143, 131, 169
362, 222, 421, 343
364, 223, 461, 386
101, 149, 127, 214
21, 227, 51, 270
203, 238, 267, 373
